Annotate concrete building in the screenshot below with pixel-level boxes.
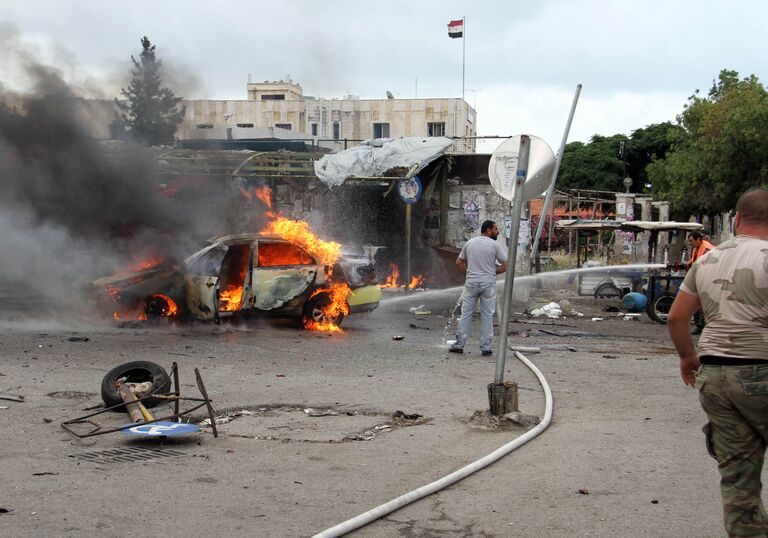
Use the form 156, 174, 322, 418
178, 78, 477, 148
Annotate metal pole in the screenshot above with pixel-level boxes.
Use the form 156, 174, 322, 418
462, 16, 466, 101
530, 84, 582, 272
405, 204, 412, 293
494, 136, 530, 385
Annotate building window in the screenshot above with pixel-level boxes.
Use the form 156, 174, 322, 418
274, 123, 292, 131
427, 122, 446, 137
261, 94, 285, 100
196, 123, 214, 129
236, 123, 254, 128
373, 123, 390, 138
311, 123, 318, 136
332, 122, 340, 139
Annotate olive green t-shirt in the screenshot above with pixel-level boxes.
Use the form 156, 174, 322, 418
680, 235, 768, 360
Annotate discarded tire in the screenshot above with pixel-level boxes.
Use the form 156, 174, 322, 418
100, 360, 171, 411
302, 293, 345, 328
594, 282, 623, 299
647, 293, 675, 325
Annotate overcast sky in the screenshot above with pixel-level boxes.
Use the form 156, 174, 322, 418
1, 0, 766, 146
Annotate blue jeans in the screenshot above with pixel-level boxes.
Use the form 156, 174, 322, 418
455, 281, 497, 352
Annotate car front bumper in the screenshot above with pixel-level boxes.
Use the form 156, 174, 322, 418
347, 285, 382, 313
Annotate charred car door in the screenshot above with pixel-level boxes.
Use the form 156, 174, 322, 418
250, 241, 318, 311
184, 242, 253, 320
184, 245, 227, 320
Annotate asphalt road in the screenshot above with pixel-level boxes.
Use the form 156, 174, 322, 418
0, 288, 730, 537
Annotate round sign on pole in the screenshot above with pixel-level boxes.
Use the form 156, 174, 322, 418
398, 176, 422, 205
488, 135, 556, 202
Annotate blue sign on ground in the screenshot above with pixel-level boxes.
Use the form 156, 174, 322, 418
122, 421, 200, 437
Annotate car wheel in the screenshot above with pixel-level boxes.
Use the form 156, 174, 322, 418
302, 293, 345, 328
100, 360, 171, 411
647, 293, 675, 325
144, 294, 177, 320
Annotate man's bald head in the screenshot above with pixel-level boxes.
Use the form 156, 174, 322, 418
735, 188, 768, 226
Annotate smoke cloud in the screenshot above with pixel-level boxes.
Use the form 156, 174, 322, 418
0, 25, 215, 323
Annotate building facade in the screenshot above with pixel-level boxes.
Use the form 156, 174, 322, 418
178, 78, 477, 145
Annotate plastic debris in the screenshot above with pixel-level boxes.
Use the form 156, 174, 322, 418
530, 302, 562, 318
392, 335, 405, 340
591, 317, 604, 322
303, 408, 339, 417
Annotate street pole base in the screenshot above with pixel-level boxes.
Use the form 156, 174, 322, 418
488, 382, 518, 416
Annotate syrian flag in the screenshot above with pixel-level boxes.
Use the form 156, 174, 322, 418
447, 19, 463, 38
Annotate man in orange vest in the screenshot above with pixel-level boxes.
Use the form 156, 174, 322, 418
686, 231, 714, 268
686, 231, 714, 334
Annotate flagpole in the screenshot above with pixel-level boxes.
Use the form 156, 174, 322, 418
462, 16, 466, 101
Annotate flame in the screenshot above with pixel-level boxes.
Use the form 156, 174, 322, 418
409, 275, 424, 289
381, 263, 401, 288
305, 283, 351, 333
110, 292, 178, 321
218, 286, 244, 312
251, 186, 348, 332
380, 263, 425, 289
263, 216, 341, 266
114, 249, 166, 276
240, 186, 273, 210
255, 186, 272, 209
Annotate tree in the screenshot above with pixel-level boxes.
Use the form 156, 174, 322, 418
117, 36, 184, 146
557, 123, 681, 194
558, 134, 628, 192
647, 69, 768, 217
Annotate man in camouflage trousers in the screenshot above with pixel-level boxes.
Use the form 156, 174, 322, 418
669, 188, 768, 537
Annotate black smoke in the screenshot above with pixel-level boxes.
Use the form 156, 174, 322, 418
0, 27, 211, 321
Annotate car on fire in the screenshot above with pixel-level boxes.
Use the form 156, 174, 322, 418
94, 233, 381, 328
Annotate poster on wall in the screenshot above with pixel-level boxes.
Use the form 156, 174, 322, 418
463, 199, 479, 230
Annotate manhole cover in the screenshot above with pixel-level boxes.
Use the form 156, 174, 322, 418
70, 447, 186, 464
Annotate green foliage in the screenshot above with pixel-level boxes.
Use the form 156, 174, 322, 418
558, 134, 627, 192
117, 37, 184, 146
558, 124, 679, 193
648, 69, 768, 217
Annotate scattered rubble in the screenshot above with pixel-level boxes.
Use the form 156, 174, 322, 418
502, 411, 541, 428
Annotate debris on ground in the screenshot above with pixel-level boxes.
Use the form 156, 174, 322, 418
578, 488, 590, 495
503, 411, 541, 427
591, 317, 605, 322
67, 336, 90, 342
392, 410, 423, 420
408, 305, 431, 315
0, 393, 25, 402
530, 302, 562, 318
392, 335, 405, 340
304, 408, 339, 417
408, 323, 430, 330
602, 305, 621, 313
464, 410, 503, 430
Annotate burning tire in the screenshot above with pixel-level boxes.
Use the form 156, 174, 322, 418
647, 293, 675, 325
144, 294, 179, 320
302, 293, 345, 328
101, 361, 171, 411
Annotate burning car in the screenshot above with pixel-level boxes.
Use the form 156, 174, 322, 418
94, 233, 381, 330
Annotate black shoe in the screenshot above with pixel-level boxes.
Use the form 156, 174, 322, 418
449, 346, 464, 354
481, 349, 493, 356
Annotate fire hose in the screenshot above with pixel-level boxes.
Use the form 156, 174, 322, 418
312, 350, 554, 537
